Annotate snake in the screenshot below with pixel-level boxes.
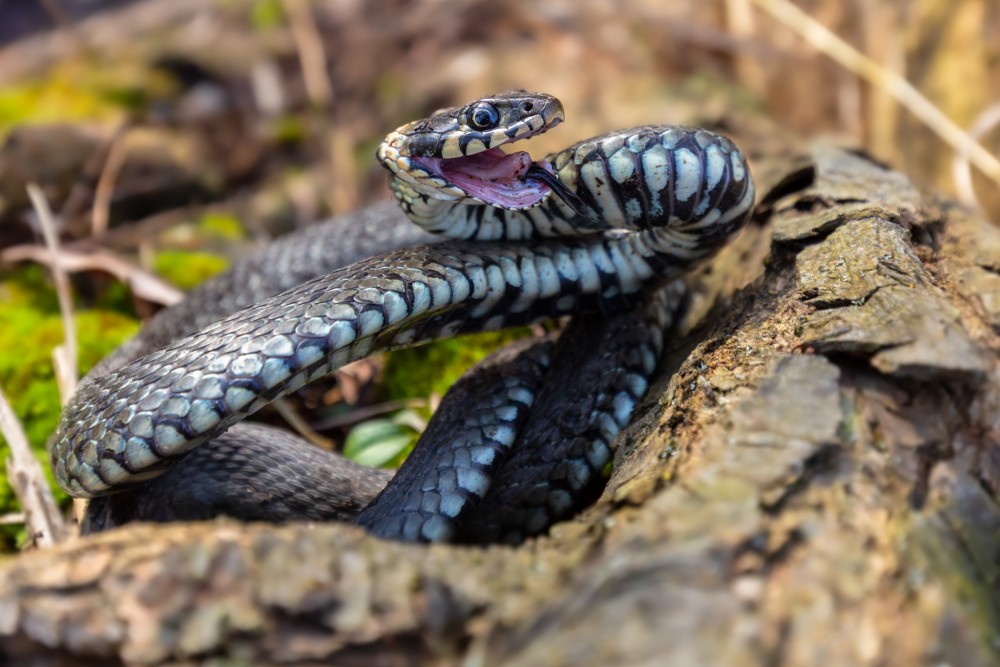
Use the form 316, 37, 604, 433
51, 91, 755, 544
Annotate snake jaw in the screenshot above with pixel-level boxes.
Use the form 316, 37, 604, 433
381, 91, 573, 211
414, 148, 556, 210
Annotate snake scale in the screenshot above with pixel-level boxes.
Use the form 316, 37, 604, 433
52, 91, 755, 544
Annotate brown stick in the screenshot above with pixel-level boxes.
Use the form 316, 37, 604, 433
0, 388, 65, 548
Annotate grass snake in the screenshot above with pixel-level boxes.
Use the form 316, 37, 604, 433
52, 91, 755, 544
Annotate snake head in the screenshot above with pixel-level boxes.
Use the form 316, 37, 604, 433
378, 91, 575, 211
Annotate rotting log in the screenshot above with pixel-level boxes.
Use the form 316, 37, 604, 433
1, 128, 999, 667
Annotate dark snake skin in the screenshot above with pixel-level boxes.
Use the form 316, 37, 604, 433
54, 92, 756, 543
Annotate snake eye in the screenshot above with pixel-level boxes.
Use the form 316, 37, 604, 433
468, 103, 500, 131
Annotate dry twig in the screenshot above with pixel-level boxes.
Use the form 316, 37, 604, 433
724, 0, 767, 94
90, 126, 132, 237
27, 185, 79, 402
952, 103, 1000, 217
752, 0, 1000, 195
0, 388, 66, 547
27, 183, 85, 524
271, 398, 335, 450
282, 0, 333, 109
2, 245, 184, 307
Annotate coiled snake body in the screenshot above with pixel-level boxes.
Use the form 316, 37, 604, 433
52, 92, 755, 544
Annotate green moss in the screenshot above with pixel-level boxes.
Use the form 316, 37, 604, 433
197, 212, 247, 241
153, 250, 230, 291
381, 328, 533, 402
269, 115, 307, 145
2, 265, 59, 311
250, 0, 285, 29
0, 60, 139, 139
0, 280, 139, 549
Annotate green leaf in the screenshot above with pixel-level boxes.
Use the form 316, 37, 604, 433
390, 408, 427, 433
152, 250, 230, 291
343, 419, 416, 468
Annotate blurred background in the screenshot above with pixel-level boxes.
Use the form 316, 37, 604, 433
0, 0, 997, 548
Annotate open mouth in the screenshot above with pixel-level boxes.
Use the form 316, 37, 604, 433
412, 148, 586, 214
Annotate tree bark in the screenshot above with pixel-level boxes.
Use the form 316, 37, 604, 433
2, 126, 999, 667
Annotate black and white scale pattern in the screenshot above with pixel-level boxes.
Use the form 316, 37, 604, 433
456, 285, 681, 545
356, 338, 555, 542
52, 92, 755, 543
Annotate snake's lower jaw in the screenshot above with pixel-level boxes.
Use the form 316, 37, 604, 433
417, 149, 553, 210
475, 190, 555, 211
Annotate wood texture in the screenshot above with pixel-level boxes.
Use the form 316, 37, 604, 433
2, 129, 998, 666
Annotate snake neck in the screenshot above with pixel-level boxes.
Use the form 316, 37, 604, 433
376, 92, 755, 251
386, 125, 756, 261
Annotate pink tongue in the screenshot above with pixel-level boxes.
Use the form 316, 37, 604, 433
438, 149, 549, 208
